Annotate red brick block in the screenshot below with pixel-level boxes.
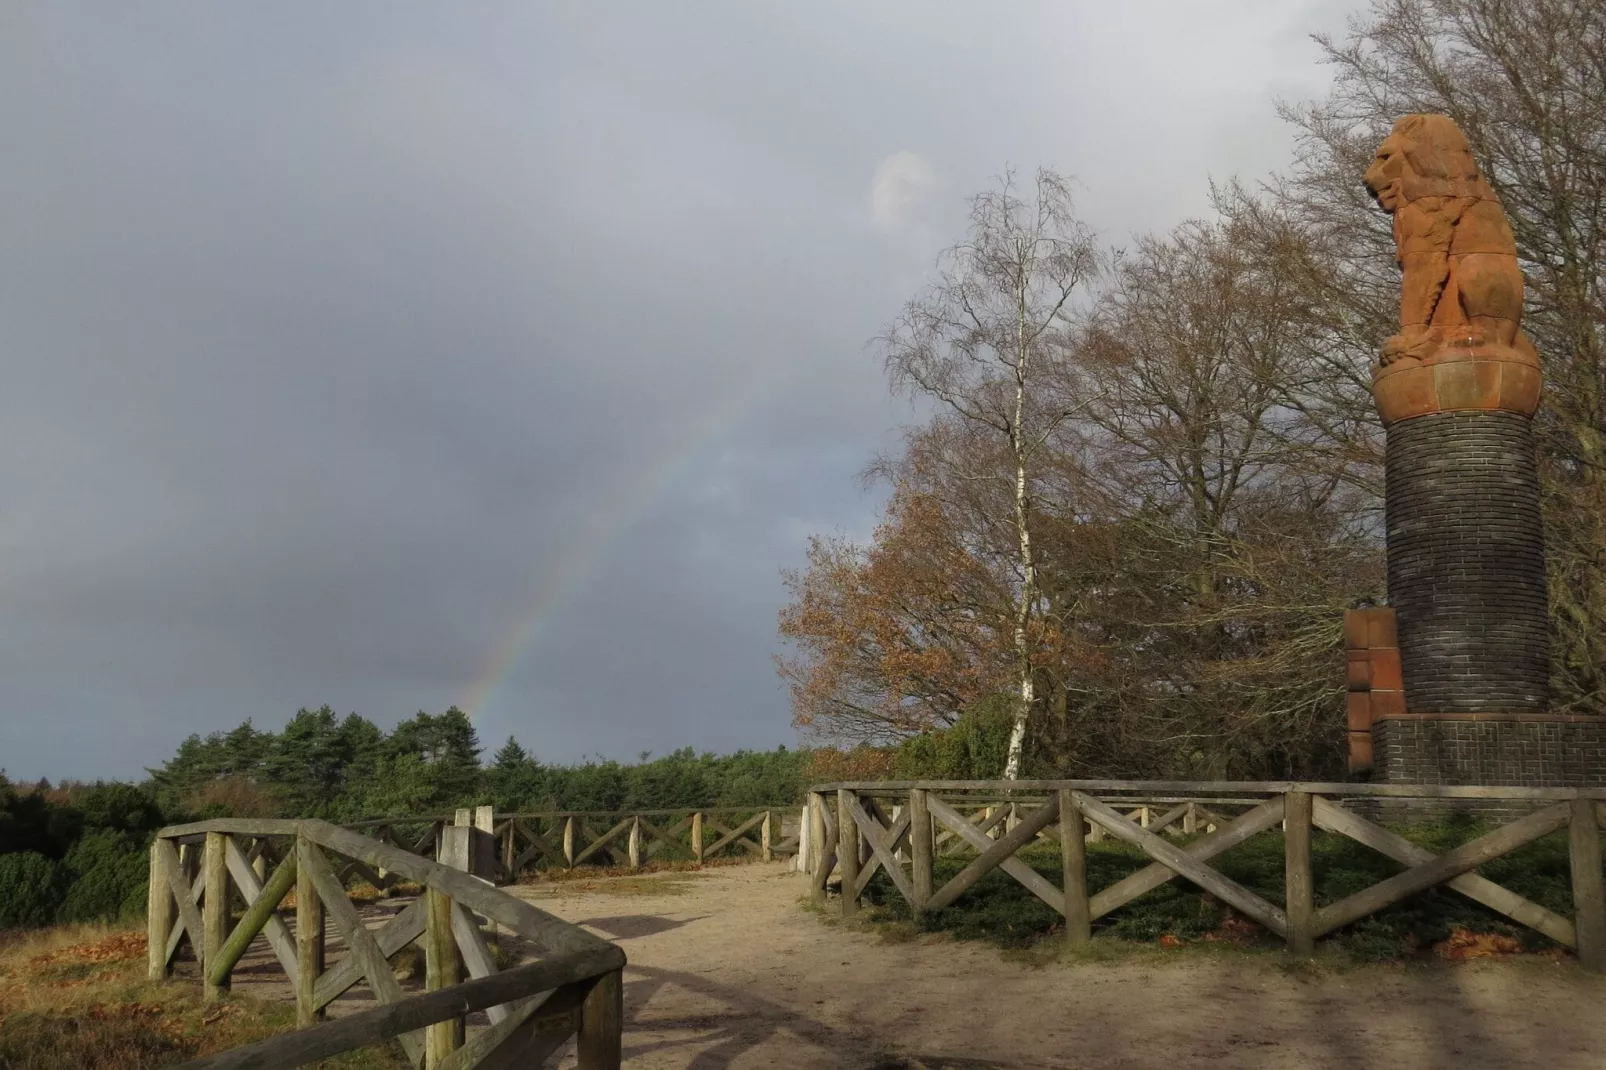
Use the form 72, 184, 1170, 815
1347, 692, 1372, 731
1370, 689, 1407, 717
1348, 731, 1374, 771
1346, 651, 1371, 691
1366, 608, 1397, 649
1369, 647, 1404, 691
1343, 609, 1370, 650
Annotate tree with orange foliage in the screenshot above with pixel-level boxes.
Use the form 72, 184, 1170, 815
778, 486, 1012, 744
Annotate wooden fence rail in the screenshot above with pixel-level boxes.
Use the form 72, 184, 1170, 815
344, 805, 800, 883
147, 817, 626, 1069
801, 780, 1606, 971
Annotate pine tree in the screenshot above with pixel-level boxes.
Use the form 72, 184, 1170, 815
492, 736, 529, 769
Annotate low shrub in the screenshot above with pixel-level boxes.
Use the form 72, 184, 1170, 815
58, 829, 150, 924
0, 851, 66, 929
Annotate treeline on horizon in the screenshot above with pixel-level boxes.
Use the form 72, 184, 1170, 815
778, 0, 1606, 782
0, 703, 834, 932
0, 694, 1034, 930
144, 705, 809, 819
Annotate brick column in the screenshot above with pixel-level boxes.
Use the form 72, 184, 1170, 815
1384, 409, 1549, 713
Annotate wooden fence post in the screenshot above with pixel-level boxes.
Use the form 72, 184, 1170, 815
761, 811, 773, 862
796, 802, 811, 875
837, 790, 859, 918
628, 817, 642, 870
808, 794, 828, 904
1059, 789, 1090, 947
1184, 802, 1198, 836
501, 821, 516, 879
202, 831, 229, 1001
1285, 791, 1315, 957
1086, 814, 1104, 845
424, 887, 463, 1064
909, 789, 933, 912
295, 833, 325, 1026
577, 968, 623, 1068
691, 812, 704, 864
147, 839, 173, 981
1569, 795, 1606, 973
564, 816, 576, 868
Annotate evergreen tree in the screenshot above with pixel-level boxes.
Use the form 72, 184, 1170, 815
491, 737, 529, 768
267, 706, 349, 816
485, 736, 544, 810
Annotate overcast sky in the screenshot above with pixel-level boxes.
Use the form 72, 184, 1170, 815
0, 2, 1365, 781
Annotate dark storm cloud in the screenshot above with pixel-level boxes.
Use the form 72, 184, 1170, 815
0, 2, 1361, 779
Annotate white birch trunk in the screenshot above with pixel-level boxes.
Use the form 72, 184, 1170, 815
1003, 239, 1037, 783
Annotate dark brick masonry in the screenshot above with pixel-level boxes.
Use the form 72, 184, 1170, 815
1385, 409, 1549, 713
1373, 715, 1606, 787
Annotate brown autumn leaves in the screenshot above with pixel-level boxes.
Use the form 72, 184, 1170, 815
779, 0, 1606, 781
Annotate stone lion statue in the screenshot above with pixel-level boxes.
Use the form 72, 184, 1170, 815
1362, 113, 1536, 367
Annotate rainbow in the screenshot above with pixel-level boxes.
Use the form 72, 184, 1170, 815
457, 365, 790, 721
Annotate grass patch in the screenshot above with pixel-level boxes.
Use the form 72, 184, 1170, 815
0, 924, 409, 1069
852, 818, 1586, 964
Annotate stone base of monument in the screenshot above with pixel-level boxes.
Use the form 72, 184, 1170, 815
1365, 712, 1606, 820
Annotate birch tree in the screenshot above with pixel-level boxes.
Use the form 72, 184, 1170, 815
877, 169, 1098, 780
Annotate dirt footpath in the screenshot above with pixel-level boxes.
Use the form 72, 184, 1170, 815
515, 862, 1606, 1070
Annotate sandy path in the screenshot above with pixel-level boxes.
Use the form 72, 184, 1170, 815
513, 862, 1606, 1070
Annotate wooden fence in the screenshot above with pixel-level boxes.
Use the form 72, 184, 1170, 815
802, 780, 1606, 971
346, 805, 800, 881
146, 817, 626, 1069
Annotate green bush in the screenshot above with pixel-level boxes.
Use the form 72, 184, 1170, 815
57, 829, 149, 924
0, 851, 66, 930
76, 782, 164, 838
894, 698, 1021, 781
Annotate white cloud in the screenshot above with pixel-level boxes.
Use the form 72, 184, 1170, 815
868, 150, 936, 232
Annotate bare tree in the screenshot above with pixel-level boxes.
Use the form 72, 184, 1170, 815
877, 169, 1099, 779
1057, 218, 1381, 777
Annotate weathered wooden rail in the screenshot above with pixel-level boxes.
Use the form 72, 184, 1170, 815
147, 817, 626, 1069
346, 805, 799, 882
802, 780, 1606, 970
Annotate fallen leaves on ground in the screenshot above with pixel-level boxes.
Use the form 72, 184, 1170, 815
29, 931, 148, 971
1201, 915, 1260, 946
1434, 927, 1525, 961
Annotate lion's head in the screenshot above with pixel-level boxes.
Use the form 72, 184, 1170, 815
1363, 113, 1492, 209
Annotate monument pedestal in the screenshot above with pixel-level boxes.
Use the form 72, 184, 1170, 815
1371, 713, 1606, 788
1346, 113, 1606, 808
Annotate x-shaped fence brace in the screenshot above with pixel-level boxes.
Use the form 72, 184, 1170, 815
926, 799, 1225, 858
492, 809, 782, 877
148, 818, 627, 1070
806, 783, 1606, 970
